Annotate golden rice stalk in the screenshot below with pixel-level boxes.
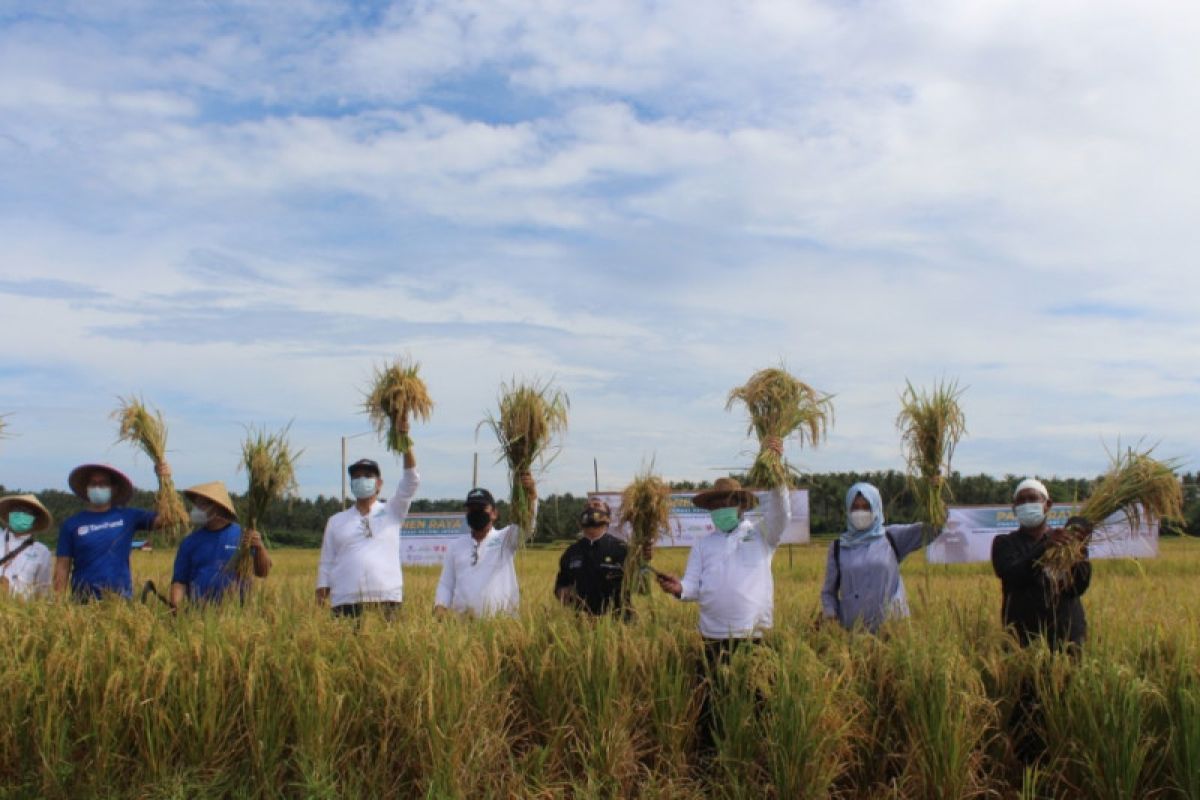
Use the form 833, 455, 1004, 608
1040, 443, 1183, 584
111, 396, 189, 544
896, 379, 967, 530
234, 424, 301, 579
618, 466, 672, 600
364, 357, 434, 455
482, 378, 569, 537
726, 366, 833, 489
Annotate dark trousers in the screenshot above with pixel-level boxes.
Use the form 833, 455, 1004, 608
696, 637, 762, 755
332, 601, 402, 621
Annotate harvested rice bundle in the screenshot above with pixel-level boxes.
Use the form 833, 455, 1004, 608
726, 367, 833, 489
364, 357, 434, 454
112, 396, 189, 544
482, 378, 569, 537
234, 424, 301, 579
896, 379, 967, 531
618, 467, 671, 600
1040, 444, 1183, 584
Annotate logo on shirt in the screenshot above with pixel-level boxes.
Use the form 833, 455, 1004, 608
569, 559, 583, 569
77, 520, 124, 537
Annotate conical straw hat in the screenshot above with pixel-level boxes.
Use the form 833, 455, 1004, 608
181, 481, 238, 520
0, 494, 53, 533
68, 463, 134, 507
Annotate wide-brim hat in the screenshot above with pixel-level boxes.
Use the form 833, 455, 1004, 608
692, 477, 759, 511
68, 463, 134, 507
181, 481, 238, 521
0, 494, 53, 534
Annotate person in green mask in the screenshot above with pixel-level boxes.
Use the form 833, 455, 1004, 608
0, 494, 54, 599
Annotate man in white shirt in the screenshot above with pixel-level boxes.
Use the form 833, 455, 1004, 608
0, 494, 54, 599
316, 432, 419, 620
433, 474, 537, 618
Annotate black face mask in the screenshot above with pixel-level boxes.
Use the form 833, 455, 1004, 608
579, 508, 609, 529
466, 509, 492, 532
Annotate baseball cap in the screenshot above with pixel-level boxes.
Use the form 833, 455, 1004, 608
348, 459, 382, 478
465, 488, 495, 507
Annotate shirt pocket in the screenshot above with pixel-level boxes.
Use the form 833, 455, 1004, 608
737, 536, 762, 567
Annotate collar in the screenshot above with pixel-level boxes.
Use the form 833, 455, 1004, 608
3, 530, 30, 547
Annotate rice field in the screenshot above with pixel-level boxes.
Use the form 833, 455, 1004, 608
1, 540, 1198, 799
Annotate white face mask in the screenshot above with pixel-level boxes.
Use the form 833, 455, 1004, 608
350, 476, 378, 500
87, 486, 112, 506
190, 506, 209, 526
849, 510, 874, 531
1015, 502, 1047, 529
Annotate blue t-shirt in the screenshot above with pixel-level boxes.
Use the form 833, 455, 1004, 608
171, 523, 249, 602
57, 507, 157, 599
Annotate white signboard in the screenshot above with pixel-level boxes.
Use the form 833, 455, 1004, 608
589, 489, 810, 547
927, 504, 1158, 565
401, 514, 469, 565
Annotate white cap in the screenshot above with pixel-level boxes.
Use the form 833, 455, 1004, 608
1013, 478, 1049, 501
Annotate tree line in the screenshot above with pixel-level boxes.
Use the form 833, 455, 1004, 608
6, 470, 1198, 548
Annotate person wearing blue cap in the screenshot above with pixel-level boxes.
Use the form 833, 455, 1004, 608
819, 482, 933, 633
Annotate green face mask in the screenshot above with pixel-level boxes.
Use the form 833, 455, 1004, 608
7, 511, 36, 534
710, 507, 740, 533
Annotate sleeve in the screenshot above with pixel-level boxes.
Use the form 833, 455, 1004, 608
504, 498, 539, 553
888, 523, 927, 561
991, 532, 1046, 585
383, 468, 420, 522
820, 542, 840, 619
1062, 554, 1092, 599
55, 521, 74, 558
316, 518, 336, 590
136, 509, 158, 531
434, 547, 456, 607
171, 539, 191, 586
554, 548, 573, 591
758, 486, 791, 549
678, 543, 703, 602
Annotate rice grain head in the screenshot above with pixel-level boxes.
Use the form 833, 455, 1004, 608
618, 466, 672, 599
896, 379, 967, 529
726, 366, 833, 489
112, 395, 189, 543
364, 357, 434, 455
235, 423, 302, 579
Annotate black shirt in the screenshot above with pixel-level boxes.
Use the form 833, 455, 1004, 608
991, 527, 1090, 650
554, 533, 629, 616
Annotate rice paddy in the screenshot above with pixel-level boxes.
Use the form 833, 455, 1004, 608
2, 539, 1198, 799
112, 396, 190, 544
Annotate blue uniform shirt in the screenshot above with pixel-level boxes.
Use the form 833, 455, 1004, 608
172, 523, 248, 602
57, 507, 157, 599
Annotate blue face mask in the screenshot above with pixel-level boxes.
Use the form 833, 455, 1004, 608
7, 511, 35, 534
710, 507, 740, 533
350, 477, 378, 500
87, 486, 112, 506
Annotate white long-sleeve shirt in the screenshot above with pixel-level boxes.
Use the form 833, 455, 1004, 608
316, 468, 419, 607
434, 501, 538, 618
1, 530, 52, 600
678, 486, 791, 639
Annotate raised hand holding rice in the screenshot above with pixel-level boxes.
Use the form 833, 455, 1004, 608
112, 395, 189, 544
364, 357, 433, 455
726, 366, 832, 489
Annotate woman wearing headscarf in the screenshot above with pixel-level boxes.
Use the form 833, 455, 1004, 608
819, 482, 929, 633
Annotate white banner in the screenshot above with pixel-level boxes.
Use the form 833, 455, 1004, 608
927, 504, 1158, 564
401, 514, 469, 565
588, 489, 810, 547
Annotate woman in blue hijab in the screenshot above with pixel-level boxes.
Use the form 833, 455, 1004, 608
819, 482, 930, 632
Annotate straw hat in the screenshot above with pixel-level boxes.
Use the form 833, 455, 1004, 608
692, 477, 760, 511
181, 481, 238, 521
0, 494, 53, 534
68, 463, 134, 507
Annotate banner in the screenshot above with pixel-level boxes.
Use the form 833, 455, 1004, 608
588, 489, 810, 547
401, 514, 470, 565
927, 504, 1158, 564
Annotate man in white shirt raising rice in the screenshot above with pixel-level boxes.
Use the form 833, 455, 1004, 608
316, 424, 419, 621
433, 474, 537, 618
654, 438, 789, 751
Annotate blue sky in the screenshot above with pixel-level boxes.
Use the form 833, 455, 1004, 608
1, 0, 1197, 501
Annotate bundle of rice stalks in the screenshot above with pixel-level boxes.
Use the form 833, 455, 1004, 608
726, 367, 833, 489
111, 396, 189, 544
896, 379, 967, 531
482, 378, 569, 536
363, 357, 434, 455
234, 424, 301, 579
1040, 444, 1183, 585
618, 467, 671, 601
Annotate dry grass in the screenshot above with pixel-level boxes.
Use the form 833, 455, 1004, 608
482, 378, 569, 535
363, 357, 434, 455
235, 424, 301, 578
726, 366, 833, 488
618, 465, 672, 601
111, 396, 189, 544
896, 379, 967, 530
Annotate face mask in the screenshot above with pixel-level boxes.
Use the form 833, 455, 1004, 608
350, 477, 378, 500
190, 507, 209, 526
710, 507, 740, 533
466, 508, 492, 532
849, 510, 874, 531
7, 511, 35, 534
87, 486, 112, 506
1015, 502, 1046, 529
579, 508, 609, 529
